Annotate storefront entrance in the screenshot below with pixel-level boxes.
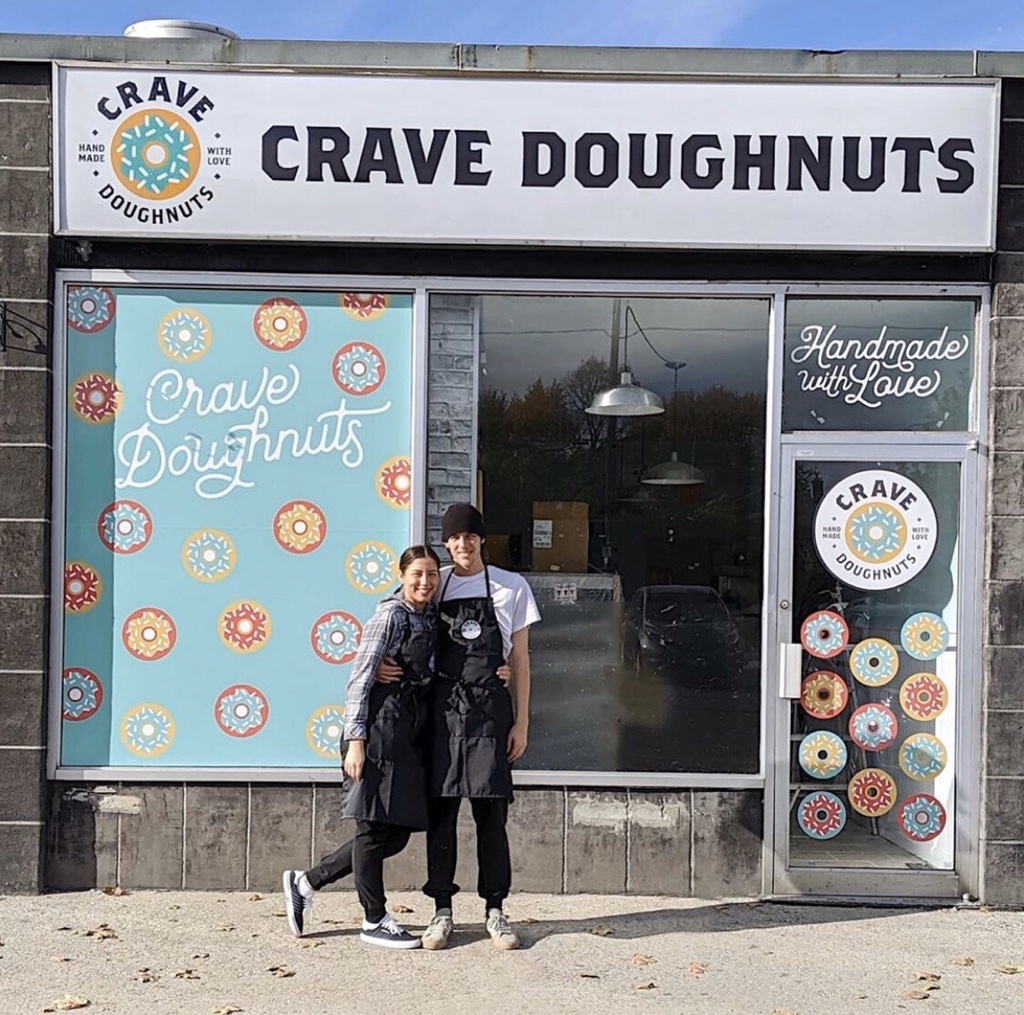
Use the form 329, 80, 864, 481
767, 443, 982, 898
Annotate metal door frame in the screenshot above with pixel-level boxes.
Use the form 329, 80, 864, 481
764, 441, 983, 899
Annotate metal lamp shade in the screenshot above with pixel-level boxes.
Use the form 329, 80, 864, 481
641, 451, 706, 486
585, 372, 665, 416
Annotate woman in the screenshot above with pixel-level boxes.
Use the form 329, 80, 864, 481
282, 545, 441, 949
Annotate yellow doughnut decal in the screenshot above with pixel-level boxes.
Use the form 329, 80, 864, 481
377, 456, 412, 509
120, 703, 175, 757
307, 705, 346, 759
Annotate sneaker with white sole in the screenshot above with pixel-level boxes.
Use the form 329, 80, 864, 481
360, 914, 421, 949
485, 908, 520, 950
421, 909, 453, 951
282, 870, 313, 937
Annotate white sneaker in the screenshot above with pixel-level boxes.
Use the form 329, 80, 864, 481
360, 914, 421, 949
282, 870, 313, 937
485, 908, 520, 950
421, 908, 454, 951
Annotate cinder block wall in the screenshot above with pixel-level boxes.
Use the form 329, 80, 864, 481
982, 79, 1024, 906
0, 63, 52, 894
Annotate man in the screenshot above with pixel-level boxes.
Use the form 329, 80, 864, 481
382, 502, 539, 950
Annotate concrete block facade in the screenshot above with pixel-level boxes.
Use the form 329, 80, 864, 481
0, 41, 1019, 902
0, 61, 52, 894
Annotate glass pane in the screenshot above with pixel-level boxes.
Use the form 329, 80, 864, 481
476, 295, 770, 773
789, 460, 958, 871
782, 298, 977, 432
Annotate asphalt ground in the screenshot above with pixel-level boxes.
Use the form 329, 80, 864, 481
1, 890, 1023, 1015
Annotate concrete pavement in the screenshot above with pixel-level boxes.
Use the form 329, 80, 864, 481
1, 890, 1023, 1014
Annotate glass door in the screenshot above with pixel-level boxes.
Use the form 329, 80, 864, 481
771, 444, 976, 898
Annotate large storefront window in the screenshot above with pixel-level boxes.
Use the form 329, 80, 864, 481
59, 285, 414, 769
476, 296, 770, 773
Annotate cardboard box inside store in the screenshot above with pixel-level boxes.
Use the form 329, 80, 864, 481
532, 501, 589, 572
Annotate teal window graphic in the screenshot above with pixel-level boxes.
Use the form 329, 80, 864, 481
61, 286, 414, 767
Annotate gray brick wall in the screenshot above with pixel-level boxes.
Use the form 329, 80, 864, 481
0, 67, 52, 894
426, 294, 476, 548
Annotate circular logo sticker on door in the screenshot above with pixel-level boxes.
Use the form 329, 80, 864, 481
813, 469, 937, 591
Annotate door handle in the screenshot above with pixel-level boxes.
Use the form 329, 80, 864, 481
778, 643, 802, 699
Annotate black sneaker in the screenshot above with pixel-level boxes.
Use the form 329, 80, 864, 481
360, 914, 421, 949
282, 870, 313, 937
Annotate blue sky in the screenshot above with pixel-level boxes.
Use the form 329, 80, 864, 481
3, 0, 1024, 50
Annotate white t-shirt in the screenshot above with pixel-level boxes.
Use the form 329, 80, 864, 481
438, 565, 541, 658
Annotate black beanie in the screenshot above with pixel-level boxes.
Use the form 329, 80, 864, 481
441, 502, 486, 542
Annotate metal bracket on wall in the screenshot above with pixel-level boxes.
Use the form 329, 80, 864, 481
0, 302, 48, 355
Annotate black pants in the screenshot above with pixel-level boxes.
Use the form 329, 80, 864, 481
305, 820, 411, 923
423, 797, 511, 911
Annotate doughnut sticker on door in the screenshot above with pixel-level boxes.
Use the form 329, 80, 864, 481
813, 469, 937, 590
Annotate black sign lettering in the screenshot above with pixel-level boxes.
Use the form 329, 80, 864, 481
787, 136, 831, 191
403, 128, 450, 184
261, 126, 299, 181
628, 133, 671, 189
307, 127, 351, 182
522, 132, 566, 187
454, 130, 491, 185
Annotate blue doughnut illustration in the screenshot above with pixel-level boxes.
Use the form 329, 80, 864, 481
120, 703, 175, 757
311, 611, 363, 664
346, 541, 398, 594
848, 703, 899, 752
112, 108, 198, 200
332, 342, 386, 396
800, 610, 850, 659
900, 612, 949, 661
157, 309, 212, 363
67, 286, 116, 333
798, 792, 847, 840
845, 502, 907, 564
215, 684, 269, 738
899, 793, 946, 842
899, 733, 947, 782
850, 638, 899, 687
798, 731, 848, 779
182, 529, 236, 582
307, 705, 346, 759
98, 500, 153, 554
62, 667, 103, 721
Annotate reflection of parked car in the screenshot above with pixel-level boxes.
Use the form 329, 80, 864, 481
621, 585, 741, 682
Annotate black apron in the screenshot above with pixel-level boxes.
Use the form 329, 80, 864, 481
340, 607, 435, 830
431, 567, 514, 799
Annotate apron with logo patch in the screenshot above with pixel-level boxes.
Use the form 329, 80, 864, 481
431, 567, 514, 799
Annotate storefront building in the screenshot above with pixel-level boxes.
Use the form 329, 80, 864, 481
2, 33, 1023, 902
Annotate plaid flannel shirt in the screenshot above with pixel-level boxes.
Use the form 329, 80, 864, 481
343, 594, 437, 741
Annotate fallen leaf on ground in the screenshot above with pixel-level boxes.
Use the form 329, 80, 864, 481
247, 894, 262, 902
212, 1007, 243, 1015
266, 965, 295, 978
134, 969, 159, 983
979, 904, 993, 913
271, 911, 287, 918
996, 965, 1024, 974
101, 887, 128, 897
745, 901, 763, 909
712, 904, 728, 911
54, 926, 73, 932
589, 926, 614, 937
915, 972, 941, 982
192, 952, 210, 959
168, 905, 181, 911
51, 956, 71, 963
45, 997, 90, 1012
687, 963, 710, 976
632, 954, 653, 966
391, 904, 414, 913
635, 982, 657, 991
575, 972, 600, 979
75, 925, 117, 941
950, 956, 974, 967
297, 940, 322, 949
174, 969, 200, 980
217, 925, 235, 932
901, 990, 931, 1001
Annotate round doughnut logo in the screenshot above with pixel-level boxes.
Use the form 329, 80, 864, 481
215, 684, 270, 738
814, 470, 937, 591
112, 108, 199, 201
254, 297, 308, 351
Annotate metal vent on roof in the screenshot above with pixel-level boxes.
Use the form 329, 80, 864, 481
123, 19, 240, 40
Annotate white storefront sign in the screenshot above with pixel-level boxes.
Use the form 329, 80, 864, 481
54, 67, 998, 250
814, 470, 938, 590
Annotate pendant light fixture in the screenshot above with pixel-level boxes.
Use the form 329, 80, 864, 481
586, 299, 664, 417
641, 451, 706, 486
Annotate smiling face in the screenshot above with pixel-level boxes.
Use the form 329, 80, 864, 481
400, 555, 441, 608
445, 531, 484, 575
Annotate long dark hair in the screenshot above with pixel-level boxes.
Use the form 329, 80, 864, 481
399, 544, 441, 572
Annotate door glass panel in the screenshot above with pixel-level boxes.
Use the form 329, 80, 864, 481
789, 460, 958, 871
